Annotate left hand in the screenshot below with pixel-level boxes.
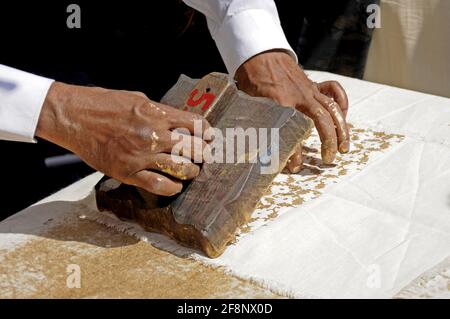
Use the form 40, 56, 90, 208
235, 50, 350, 173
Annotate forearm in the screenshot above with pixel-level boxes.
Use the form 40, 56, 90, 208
35, 81, 62, 146
36, 82, 110, 154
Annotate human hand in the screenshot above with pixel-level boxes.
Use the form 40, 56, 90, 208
235, 50, 350, 173
36, 82, 211, 196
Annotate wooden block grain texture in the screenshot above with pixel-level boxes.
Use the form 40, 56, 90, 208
96, 73, 313, 257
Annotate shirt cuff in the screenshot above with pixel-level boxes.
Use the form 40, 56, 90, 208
0, 64, 54, 143
211, 8, 298, 78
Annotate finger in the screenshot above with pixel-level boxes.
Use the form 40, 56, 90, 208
145, 153, 200, 180
315, 93, 350, 154
128, 91, 148, 99
159, 130, 211, 163
285, 143, 303, 173
167, 108, 212, 140
127, 170, 183, 196
260, 96, 304, 173
317, 81, 349, 118
296, 100, 338, 165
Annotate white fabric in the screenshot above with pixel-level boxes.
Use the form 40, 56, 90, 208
1, 71, 449, 298
196, 72, 450, 298
0, 64, 53, 143
0, 0, 295, 143
204, 139, 450, 298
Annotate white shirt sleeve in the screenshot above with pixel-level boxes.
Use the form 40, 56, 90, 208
0, 64, 54, 143
183, 0, 297, 77
1, 1, 293, 143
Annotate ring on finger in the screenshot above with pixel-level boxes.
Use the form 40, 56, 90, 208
327, 99, 336, 108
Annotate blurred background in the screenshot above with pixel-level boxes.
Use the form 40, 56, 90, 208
364, 0, 450, 98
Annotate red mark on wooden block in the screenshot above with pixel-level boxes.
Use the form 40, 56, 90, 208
186, 89, 215, 111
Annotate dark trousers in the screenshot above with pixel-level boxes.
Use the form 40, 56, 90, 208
276, 0, 379, 78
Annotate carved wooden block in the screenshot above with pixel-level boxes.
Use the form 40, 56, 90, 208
96, 73, 313, 257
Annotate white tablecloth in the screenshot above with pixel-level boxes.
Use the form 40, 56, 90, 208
1, 71, 449, 298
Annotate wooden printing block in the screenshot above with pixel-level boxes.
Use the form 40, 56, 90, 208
95, 73, 313, 258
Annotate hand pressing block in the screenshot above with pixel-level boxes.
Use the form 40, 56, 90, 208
95, 73, 313, 258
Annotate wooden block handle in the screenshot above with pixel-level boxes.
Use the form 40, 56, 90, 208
181, 72, 233, 121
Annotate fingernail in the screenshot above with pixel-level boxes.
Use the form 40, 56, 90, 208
169, 184, 183, 196
322, 148, 335, 164
290, 165, 302, 174
339, 141, 350, 153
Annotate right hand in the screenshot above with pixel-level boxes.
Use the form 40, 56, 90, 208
36, 82, 211, 196
235, 50, 350, 173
